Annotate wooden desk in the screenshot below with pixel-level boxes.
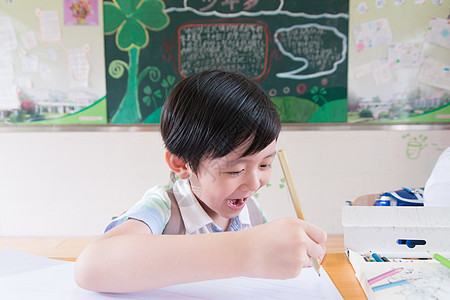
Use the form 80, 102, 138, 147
0, 235, 366, 299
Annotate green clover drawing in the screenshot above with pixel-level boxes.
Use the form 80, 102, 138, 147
104, 0, 169, 51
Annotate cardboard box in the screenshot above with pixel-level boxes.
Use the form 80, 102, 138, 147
342, 206, 450, 258
343, 206, 450, 299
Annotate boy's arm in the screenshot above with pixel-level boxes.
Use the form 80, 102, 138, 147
74, 218, 326, 293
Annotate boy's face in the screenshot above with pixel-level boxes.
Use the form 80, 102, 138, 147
188, 140, 277, 228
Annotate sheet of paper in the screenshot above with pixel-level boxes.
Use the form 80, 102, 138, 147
372, 59, 393, 86
21, 54, 39, 73
67, 47, 90, 87
37, 10, 61, 42
0, 55, 19, 110
425, 17, 450, 49
0, 16, 18, 51
388, 43, 423, 68
20, 30, 38, 50
417, 57, 450, 91
0, 248, 342, 300
352, 18, 392, 52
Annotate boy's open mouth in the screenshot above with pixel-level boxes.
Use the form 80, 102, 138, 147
226, 198, 247, 210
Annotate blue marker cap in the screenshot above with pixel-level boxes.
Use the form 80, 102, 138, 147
371, 252, 383, 262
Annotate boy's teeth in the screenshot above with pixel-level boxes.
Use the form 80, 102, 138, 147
229, 198, 244, 205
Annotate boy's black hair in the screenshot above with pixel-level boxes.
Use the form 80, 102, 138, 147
160, 69, 281, 174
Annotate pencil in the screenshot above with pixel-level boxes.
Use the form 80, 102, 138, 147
368, 267, 403, 285
277, 149, 321, 277
372, 279, 415, 292
433, 253, 450, 269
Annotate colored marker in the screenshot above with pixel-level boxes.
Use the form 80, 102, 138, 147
434, 253, 450, 269
371, 252, 383, 262
372, 279, 415, 292
381, 256, 390, 262
368, 267, 403, 285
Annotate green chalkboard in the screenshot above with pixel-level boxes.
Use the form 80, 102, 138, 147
103, 0, 348, 124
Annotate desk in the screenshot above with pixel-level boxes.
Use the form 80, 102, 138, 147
0, 235, 366, 299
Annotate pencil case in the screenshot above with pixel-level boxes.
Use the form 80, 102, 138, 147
373, 187, 424, 206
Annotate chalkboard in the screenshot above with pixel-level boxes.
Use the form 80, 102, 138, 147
103, 0, 348, 124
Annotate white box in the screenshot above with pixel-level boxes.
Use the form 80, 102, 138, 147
342, 206, 450, 258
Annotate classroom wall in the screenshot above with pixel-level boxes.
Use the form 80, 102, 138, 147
1, 126, 448, 236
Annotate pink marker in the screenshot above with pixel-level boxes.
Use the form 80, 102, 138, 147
368, 267, 403, 285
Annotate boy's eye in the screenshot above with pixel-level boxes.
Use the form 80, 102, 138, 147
227, 169, 244, 175
260, 163, 272, 169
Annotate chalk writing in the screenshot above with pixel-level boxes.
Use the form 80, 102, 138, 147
178, 23, 268, 79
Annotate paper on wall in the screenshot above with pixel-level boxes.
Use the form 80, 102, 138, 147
375, 0, 387, 8
16, 76, 33, 89
21, 54, 39, 73
0, 16, 18, 51
357, 2, 368, 14
0, 55, 19, 110
36, 10, 61, 42
388, 43, 424, 68
352, 18, 392, 52
39, 63, 55, 83
425, 17, 450, 49
67, 47, 90, 87
372, 59, 393, 86
20, 30, 38, 50
417, 57, 450, 91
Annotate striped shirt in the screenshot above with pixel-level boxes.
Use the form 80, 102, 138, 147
105, 178, 269, 234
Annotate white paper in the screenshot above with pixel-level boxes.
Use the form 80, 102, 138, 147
352, 18, 392, 52
37, 10, 61, 42
39, 62, 54, 82
372, 59, 393, 86
357, 2, 368, 14
388, 43, 423, 68
67, 47, 89, 87
0, 248, 342, 300
0, 55, 19, 110
21, 54, 39, 73
16, 76, 33, 89
20, 30, 38, 50
0, 16, 18, 51
425, 17, 450, 49
375, 0, 387, 8
417, 57, 450, 91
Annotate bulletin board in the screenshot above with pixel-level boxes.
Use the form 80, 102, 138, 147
104, 0, 349, 124
0, 0, 107, 125
347, 0, 450, 123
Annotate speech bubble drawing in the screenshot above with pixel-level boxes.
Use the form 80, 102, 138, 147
274, 24, 347, 80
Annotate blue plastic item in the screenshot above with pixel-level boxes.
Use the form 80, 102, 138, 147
373, 187, 424, 206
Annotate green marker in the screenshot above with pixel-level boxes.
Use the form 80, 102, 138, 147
434, 253, 450, 269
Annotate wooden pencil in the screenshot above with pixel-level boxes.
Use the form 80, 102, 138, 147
277, 149, 321, 277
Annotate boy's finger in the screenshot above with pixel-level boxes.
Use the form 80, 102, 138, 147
303, 221, 327, 244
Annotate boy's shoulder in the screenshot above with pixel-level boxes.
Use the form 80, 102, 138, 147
140, 185, 172, 204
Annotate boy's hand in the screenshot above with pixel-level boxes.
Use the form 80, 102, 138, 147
242, 218, 327, 279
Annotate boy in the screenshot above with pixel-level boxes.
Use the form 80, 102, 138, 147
75, 69, 327, 292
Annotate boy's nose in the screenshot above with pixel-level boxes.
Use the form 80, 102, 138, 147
241, 171, 261, 192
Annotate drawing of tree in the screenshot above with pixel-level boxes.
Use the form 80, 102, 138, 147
104, 0, 169, 123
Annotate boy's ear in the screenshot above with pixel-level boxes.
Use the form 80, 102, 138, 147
165, 151, 191, 179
